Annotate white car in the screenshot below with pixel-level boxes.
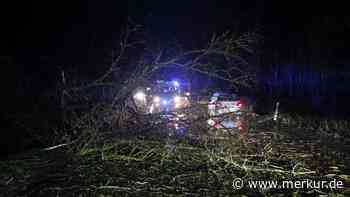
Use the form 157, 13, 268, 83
207, 92, 246, 129
208, 93, 244, 116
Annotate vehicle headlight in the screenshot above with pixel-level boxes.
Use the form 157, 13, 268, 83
134, 91, 146, 101
153, 96, 160, 103
174, 96, 181, 103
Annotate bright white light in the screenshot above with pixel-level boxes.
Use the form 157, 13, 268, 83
162, 100, 168, 105
185, 92, 190, 96
174, 96, 181, 103
153, 96, 160, 103
207, 119, 216, 126
134, 91, 146, 101
149, 105, 154, 113
173, 81, 179, 87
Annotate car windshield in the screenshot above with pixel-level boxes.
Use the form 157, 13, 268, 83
216, 94, 239, 101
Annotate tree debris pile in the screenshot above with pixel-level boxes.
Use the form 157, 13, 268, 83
1, 115, 350, 196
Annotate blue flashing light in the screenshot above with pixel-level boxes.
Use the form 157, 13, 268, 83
173, 81, 180, 87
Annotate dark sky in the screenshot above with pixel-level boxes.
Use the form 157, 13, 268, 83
5, 1, 263, 65
3, 1, 349, 65
1, 0, 350, 100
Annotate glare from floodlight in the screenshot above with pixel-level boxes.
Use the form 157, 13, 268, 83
134, 91, 146, 101
153, 96, 160, 103
174, 96, 181, 103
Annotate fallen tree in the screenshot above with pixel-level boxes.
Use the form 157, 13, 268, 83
56, 24, 260, 149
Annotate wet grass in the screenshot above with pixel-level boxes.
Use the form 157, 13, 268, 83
1, 114, 350, 196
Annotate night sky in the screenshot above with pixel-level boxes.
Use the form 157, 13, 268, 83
1, 0, 350, 111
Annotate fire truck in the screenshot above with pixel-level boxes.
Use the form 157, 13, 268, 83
133, 80, 191, 114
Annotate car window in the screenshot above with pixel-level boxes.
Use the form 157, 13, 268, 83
210, 96, 218, 102
217, 96, 229, 101
217, 94, 238, 101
